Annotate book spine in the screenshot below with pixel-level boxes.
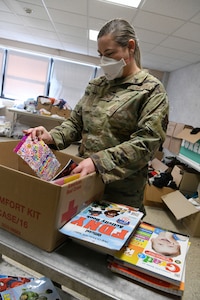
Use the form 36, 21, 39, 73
52, 173, 80, 185
13, 134, 28, 152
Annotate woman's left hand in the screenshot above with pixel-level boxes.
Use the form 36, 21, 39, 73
71, 158, 96, 177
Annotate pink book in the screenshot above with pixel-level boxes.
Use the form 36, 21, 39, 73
14, 134, 60, 181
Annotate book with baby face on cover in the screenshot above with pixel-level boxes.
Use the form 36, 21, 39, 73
13, 134, 60, 181
109, 222, 190, 286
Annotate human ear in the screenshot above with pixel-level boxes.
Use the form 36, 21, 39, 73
128, 39, 135, 52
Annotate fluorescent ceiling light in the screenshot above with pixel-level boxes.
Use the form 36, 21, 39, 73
103, 0, 141, 8
89, 30, 99, 41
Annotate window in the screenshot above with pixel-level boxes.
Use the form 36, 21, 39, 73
0, 48, 4, 95
49, 59, 96, 109
3, 50, 50, 101
0, 47, 99, 108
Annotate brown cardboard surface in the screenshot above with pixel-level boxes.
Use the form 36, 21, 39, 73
161, 191, 198, 220
173, 123, 186, 136
171, 165, 183, 187
162, 121, 176, 150
162, 122, 187, 154
176, 127, 200, 144
179, 171, 200, 195
150, 158, 168, 173
143, 184, 175, 206
162, 135, 170, 150
171, 165, 200, 195
36, 96, 71, 119
166, 121, 177, 136
162, 190, 200, 236
0, 141, 105, 251
51, 106, 71, 118
168, 137, 182, 155
152, 151, 164, 161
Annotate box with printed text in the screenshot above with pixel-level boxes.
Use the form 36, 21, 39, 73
0, 141, 105, 251
176, 127, 200, 172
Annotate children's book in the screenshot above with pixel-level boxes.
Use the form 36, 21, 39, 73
0, 277, 61, 300
110, 222, 189, 286
51, 158, 80, 185
108, 261, 185, 296
0, 275, 33, 294
14, 134, 60, 181
51, 158, 78, 181
52, 173, 80, 185
59, 201, 144, 254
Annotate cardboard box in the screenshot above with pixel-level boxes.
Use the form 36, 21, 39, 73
162, 121, 176, 150
143, 184, 174, 207
172, 165, 200, 196
153, 150, 164, 161
144, 158, 174, 207
176, 127, 200, 171
0, 141, 105, 251
162, 191, 200, 237
36, 96, 53, 111
36, 96, 71, 119
163, 122, 186, 154
144, 160, 200, 207
150, 158, 169, 173
51, 106, 71, 118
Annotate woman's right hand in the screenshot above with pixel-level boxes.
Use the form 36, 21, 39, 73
23, 126, 54, 144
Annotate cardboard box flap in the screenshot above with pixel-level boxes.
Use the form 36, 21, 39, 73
150, 158, 168, 173
173, 123, 185, 137
162, 190, 198, 220
176, 127, 200, 144
171, 165, 183, 187
165, 121, 176, 136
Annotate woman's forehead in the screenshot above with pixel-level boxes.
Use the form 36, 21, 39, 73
97, 34, 117, 53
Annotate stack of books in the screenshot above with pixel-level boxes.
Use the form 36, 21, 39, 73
108, 222, 190, 296
59, 202, 190, 297
59, 200, 144, 254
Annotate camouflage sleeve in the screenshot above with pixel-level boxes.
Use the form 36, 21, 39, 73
49, 98, 84, 150
49, 80, 100, 150
90, 90, 169, 184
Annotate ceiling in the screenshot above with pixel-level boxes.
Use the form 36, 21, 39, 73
0, 0, 200, 72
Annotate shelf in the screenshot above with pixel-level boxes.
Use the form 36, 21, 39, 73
7, 107, 66, 137
8, 107, 65, 121
177, 153, 200, 173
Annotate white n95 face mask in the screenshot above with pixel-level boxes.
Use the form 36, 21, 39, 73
100, 56, 126, 80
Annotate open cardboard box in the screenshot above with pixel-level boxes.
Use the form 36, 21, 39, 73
0, 141, 105, 251
162, 190, 200, 237
143, 185, 174, 207
143, 158, 174, 207
176, 127, 200, 171
143, 158, 200, 207
172, 165, 200, 195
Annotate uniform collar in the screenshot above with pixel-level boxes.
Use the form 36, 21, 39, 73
111, 69, 149, 86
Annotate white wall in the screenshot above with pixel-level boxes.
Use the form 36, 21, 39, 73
166, 62, 200, 127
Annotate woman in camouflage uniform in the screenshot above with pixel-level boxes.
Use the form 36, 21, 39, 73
25, 19, 169, 215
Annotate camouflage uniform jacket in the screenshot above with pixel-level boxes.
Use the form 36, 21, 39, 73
50, 70, 169, 210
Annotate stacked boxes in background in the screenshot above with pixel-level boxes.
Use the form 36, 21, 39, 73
144, 122, 200, 236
